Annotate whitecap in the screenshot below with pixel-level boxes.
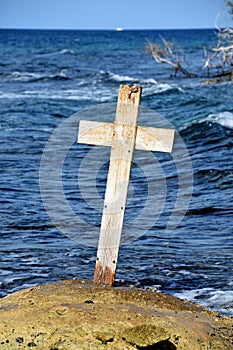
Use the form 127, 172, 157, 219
99, 71, 135, 82
7, 71, 69, 83
20, 87, 115, 103
142, 82, 175, 97
179, 110, 233, 132
9, 71, 42, 82
111, 73, 134, 82
141, 78, 158, 85
174, 288, 233, 316
37, 49, 74, 57
140, 77, 183, 92
59, 49, 74, 55
207, 111, 233, 130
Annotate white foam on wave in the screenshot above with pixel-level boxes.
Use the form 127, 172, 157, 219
7, 71, 69, 83
0, 74, 181, 102
179, 110, 233, 132
0, 88, 113, 102
64, 88, 114, 102
142, 82, 175, 96
141, 78, 158, 85
9, 71, 42, 82
100, 71, 134, 82
5, 87, 114, 103
103, 73, 179, 95
207, 111, 233, 130
174, 288, 233, 316
59, 49, 74, 55
140, 77, 183, 96
37, 48, 74, 57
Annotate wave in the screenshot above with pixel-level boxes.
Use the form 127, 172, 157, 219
7, 71, 69, 82
59, 49, 74, 55
174, 288, 233, 316
5, 69, 181, 101
142, 81, 179, 97
0, 88, 115, 102
0, 89, 109, 102
98, 70, 134, 82
195, 168, 233, 185
180, 110, 233, 134
187, 206, 232, 216
7, 224, 55, 231
206, 111, 233, 130
9, 71, 42, 82
38, 48, 74, 57
97, 71, 180, 96
138, 77, 182, 97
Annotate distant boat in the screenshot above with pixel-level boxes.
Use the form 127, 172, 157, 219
115, 27, 124, 31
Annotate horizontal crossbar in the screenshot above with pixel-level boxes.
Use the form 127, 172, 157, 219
78, 120, 175, 153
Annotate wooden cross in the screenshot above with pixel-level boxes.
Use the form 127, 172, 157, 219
78, 84, 175, 286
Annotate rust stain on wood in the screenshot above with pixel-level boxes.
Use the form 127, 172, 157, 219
93, 261, 115, 286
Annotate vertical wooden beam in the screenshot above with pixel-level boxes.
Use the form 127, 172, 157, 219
93, 85, 142, 285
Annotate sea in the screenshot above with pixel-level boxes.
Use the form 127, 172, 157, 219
0, 29, 232, 316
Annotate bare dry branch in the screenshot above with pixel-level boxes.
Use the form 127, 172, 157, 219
145, 0, 233, 81
203, 2, 233, 79
145, 37, 195, 78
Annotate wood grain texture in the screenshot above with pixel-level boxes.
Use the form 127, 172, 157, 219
78, 120, 113, 147
77, 84, 175, 286
93, 85, 142, 285
78, 121, 175, 153
136, 126, 175, 153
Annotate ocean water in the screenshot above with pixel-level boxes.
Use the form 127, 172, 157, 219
0, 29, 232, 316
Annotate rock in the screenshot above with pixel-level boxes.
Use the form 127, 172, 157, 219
0, 280, 232, 349
121, 324, 170, 347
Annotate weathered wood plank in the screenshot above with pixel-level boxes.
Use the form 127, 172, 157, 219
77, 84, 175, 286
136, 126, 175, 153
78, 121, 175, 153
93, 85, 142, 285
78, 120, 113, 147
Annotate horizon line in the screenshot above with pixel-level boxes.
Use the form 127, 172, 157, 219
0, 27, 217, 31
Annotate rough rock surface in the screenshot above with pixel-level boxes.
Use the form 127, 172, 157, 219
0, 280, 232, 349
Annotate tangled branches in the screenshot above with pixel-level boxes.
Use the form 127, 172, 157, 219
146, 29, 233, 81
145, 37, 196, 78
204, 27, 233, 79
145, 1, 233, 82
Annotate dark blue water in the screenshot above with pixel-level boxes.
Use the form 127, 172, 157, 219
0, 29, 232, 316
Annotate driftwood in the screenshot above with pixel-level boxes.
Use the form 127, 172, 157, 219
145, 2, 233, 81
146, 30, 233, 81
145, 37, 196, 78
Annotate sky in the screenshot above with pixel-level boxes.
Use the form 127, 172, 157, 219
0, 0, 232, 30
